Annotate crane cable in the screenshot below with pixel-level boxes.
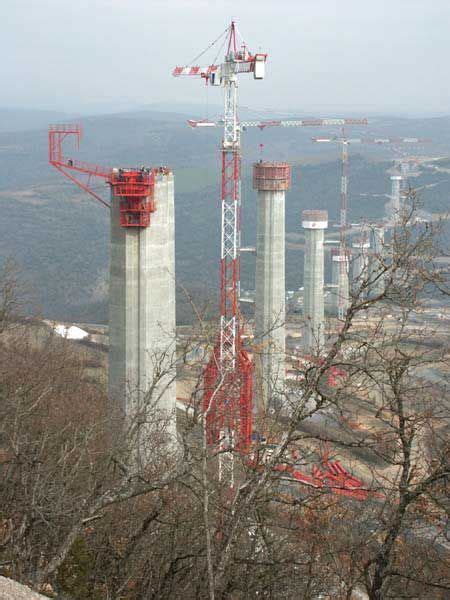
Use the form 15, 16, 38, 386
234, 24, 248, 53
187, 25, 230, 67
212, 30, 228, 66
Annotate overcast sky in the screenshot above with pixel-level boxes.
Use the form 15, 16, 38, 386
2, 0, 449, 116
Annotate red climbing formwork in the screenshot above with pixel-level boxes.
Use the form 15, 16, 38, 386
110, 169, 156, 228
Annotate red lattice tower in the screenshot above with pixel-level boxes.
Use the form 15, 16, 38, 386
173, 21, 267, 484
174, 22, 371, 484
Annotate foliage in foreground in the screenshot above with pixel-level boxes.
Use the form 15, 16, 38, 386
0, 201, 449, 599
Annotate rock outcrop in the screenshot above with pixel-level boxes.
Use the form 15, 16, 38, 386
0, 576, 48, 599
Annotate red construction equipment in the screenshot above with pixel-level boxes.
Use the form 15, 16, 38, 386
174, 21, 266, 485
247, 443, 379, 501
275, 460, 370, 501
191, 122, 367, 330
174, 22, 370, 486
111, 170, 156, 228
48, 124, 161, 228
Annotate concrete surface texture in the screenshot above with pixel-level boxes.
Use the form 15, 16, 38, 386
302, 210, 328, 353
254, 162, 290, 409
108, 171, 177, 462
352, 239, 371, 296
369, 226, 386, 298
332, 251, 350, 318
388, 175, 402, 223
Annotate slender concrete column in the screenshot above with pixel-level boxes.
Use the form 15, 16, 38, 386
369, 226, 386, 298
331, 249, 350, 318
109, 169, 176, 463
388, 175, 402, 224
253, 161, 291, 410
302, 210, 328, 353
352, 239, 370, 296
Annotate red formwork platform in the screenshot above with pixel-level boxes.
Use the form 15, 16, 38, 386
110, 170, 155, 228
253, 161, 291, 191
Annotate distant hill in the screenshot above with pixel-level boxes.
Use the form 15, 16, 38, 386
0, 109, 449, 324
0, 108, 72, 133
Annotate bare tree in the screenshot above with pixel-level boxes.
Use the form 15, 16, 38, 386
1, 194, 449, 599
0, 257, 29, 333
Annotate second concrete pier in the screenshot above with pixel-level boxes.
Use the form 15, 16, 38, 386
253, 162, 291, 409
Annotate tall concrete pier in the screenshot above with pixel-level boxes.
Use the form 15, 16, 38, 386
388, 175, 402, 223
109, 168, 177, 461
331, 249, 350, 318
369, 226, 386, 298
253, 161, 291, 409
302, 210, 328, 353
352, 238, 370, 295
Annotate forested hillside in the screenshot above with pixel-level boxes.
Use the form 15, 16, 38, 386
1, 109, 449, 323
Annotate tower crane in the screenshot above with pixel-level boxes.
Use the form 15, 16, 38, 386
174, 21, 268, 485
312, 134, 431, 320
45, 27, 382, 502
173, 21, 368, 485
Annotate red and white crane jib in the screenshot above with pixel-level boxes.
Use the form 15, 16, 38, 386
312, 136, 430, 145
242, 118, 368, 130
172, 55, 266, 84
172, 65, 218, 77
187, 117, 369, 130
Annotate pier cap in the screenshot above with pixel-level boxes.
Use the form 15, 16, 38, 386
302, 209, 328, 230
352, 239, 370, 249
332, 254, 349, 262
253, 161, 291, 191
331, 247, 350, 262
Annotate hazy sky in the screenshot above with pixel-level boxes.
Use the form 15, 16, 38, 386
2, 0, 450, 115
